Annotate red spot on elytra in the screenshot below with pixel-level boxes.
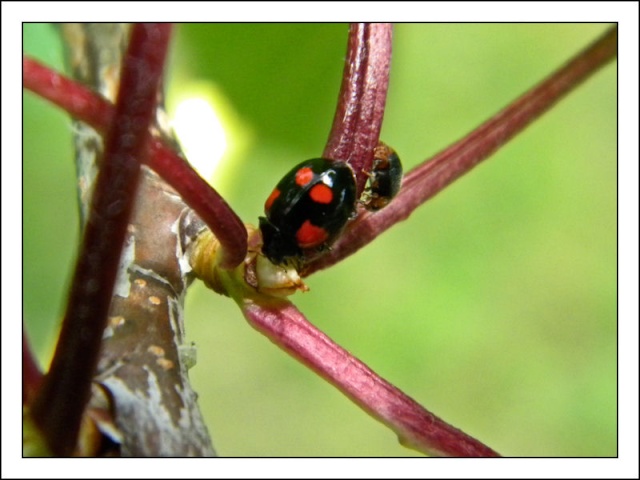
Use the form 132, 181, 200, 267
309, 183, 333, 204
265, 188, 280, 211
296, 220, 328, 248
295, 167, 314, 186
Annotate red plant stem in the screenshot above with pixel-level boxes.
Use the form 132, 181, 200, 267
22, 56, 247, 270
306, 25, 617, 275
147, 138, 246, 269
324, 23, 392, 196
29, 24, 172, 456
22, 57, 114, 125
240, 296, 500, 457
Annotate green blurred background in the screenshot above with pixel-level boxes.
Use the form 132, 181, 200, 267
23, 24, 616, 457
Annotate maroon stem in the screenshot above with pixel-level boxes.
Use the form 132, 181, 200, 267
22, 57, 114, 125
22, 56, 247, 270
29, 24, 172, 456
241, 296, 500, 457
147, 138, 247, 269
324, 23, 392, 196
305, 26, 617, 275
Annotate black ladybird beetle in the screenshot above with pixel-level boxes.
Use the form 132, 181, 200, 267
362, 143, 403, 211
259, 158, 357, 265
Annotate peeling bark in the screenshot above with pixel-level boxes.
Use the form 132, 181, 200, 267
59, 23, 215, 457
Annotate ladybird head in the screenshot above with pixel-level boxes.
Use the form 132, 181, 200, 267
259, 216, 302, 266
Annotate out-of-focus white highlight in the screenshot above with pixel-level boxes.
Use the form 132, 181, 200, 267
173, 97, 227, 181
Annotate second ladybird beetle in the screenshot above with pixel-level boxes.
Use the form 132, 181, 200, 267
362, 143, 403, 211
259, 158, 357, 266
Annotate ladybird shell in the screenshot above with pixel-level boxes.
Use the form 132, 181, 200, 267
260, 158, 356, 265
